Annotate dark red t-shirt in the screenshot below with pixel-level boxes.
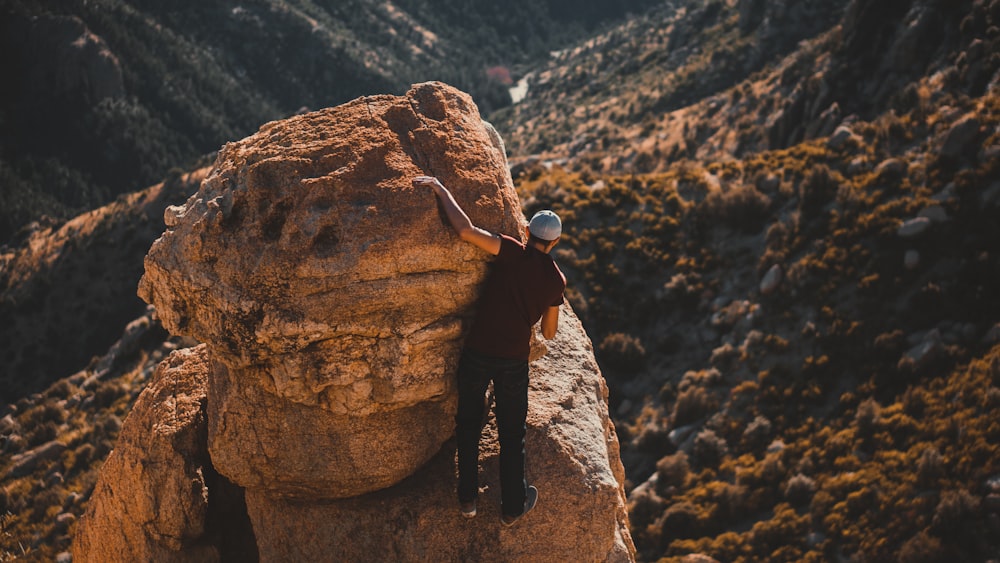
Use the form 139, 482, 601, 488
465, 235, 567, 360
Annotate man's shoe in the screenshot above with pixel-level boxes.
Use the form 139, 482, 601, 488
501, 485, 538, 527
460, 500, 477, 519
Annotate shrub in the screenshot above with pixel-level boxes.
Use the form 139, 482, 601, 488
784, 473, 817, 506
23, 402, 67, 426
897, 531, 947, 563
655, 452, 690, 495
629, 486, 666, 532
93, 381, 126, 409
855, 397, 881, 438
799, 164, 839, 218
742, 415, 773, 451
44, 380, 75, 400
26, 421, 58, 448
71, 443, 96, 474
693, 428, 728, 467
930, 489, 981, 539
672, 387, 715, 426
698, 184, 773, 233
917, 447, 945, 488
656, 501, 702, 545
598, 333, 647, 372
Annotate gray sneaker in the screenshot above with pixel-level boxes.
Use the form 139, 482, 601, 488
501, 485, 538, 527
460, 499, 477, 519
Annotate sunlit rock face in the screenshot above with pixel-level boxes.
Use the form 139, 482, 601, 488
138, 81, 523, 498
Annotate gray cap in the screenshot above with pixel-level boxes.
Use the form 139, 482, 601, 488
528, 210, 562, 241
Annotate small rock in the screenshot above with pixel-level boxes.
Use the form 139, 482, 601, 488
760, 264, 783, 295
767, 439, 786, 453
6, 441, 67, 478
897, 217, 932, 238
904, 250, 920, 269
616, 399, 633, 417
827, 126, 858, 150
55, 552, 72, 563
983, 324, 1000, 344
758, 174, 781, 192
46, 471, 65, 487
0, 414, 16, 434
941, 115, 981, 158
56, 512, 77, 528
931, 182, 957, 202
981, 181, 1000, 207
918, 205, 949, 222
669, 423, 699, 447
901, 334, 943, 371
875, 158, 907, 180
961, 323, 977, 340
987, 474, 1000, 493
627, 472, 659, 500
847, 157, 868, 175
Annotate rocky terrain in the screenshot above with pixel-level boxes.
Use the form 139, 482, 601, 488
2, 0, 1000, 561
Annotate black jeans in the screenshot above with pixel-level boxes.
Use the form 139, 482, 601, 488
455, 348, 529, 517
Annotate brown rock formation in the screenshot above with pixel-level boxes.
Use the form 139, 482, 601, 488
76, 82, 634, 561
73, 346, 217, 562
138, 82, 523, 498
245, 306, 633, 562
74, 310, 633, 562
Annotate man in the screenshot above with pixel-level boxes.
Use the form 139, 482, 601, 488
413, 175, 566, 526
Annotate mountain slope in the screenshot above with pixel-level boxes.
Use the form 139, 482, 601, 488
3, 0, 1000, 561
501, 0, 1000, 559
0, 0, 658, 244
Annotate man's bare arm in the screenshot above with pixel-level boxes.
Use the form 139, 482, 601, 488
540, 305, 560, 340
414, 176, 501, 255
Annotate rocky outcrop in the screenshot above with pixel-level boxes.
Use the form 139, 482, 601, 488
72, 81, 635, 561
73, 346, 221, 562
138, 82, 523, 498
74, 309, 633, 562
70, 81, 638, 561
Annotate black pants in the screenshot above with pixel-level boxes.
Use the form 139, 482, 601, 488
455, 349, 529, 517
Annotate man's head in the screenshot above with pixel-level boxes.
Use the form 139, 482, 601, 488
527, 210, 561, 252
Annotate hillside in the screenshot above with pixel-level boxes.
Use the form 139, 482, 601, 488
0, 0, 658, 244
503, 0, 1000, 560
2, 0, 1000, 561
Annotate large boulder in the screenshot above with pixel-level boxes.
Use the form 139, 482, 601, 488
244, 306, 633, 562
138, 82, 524, 498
